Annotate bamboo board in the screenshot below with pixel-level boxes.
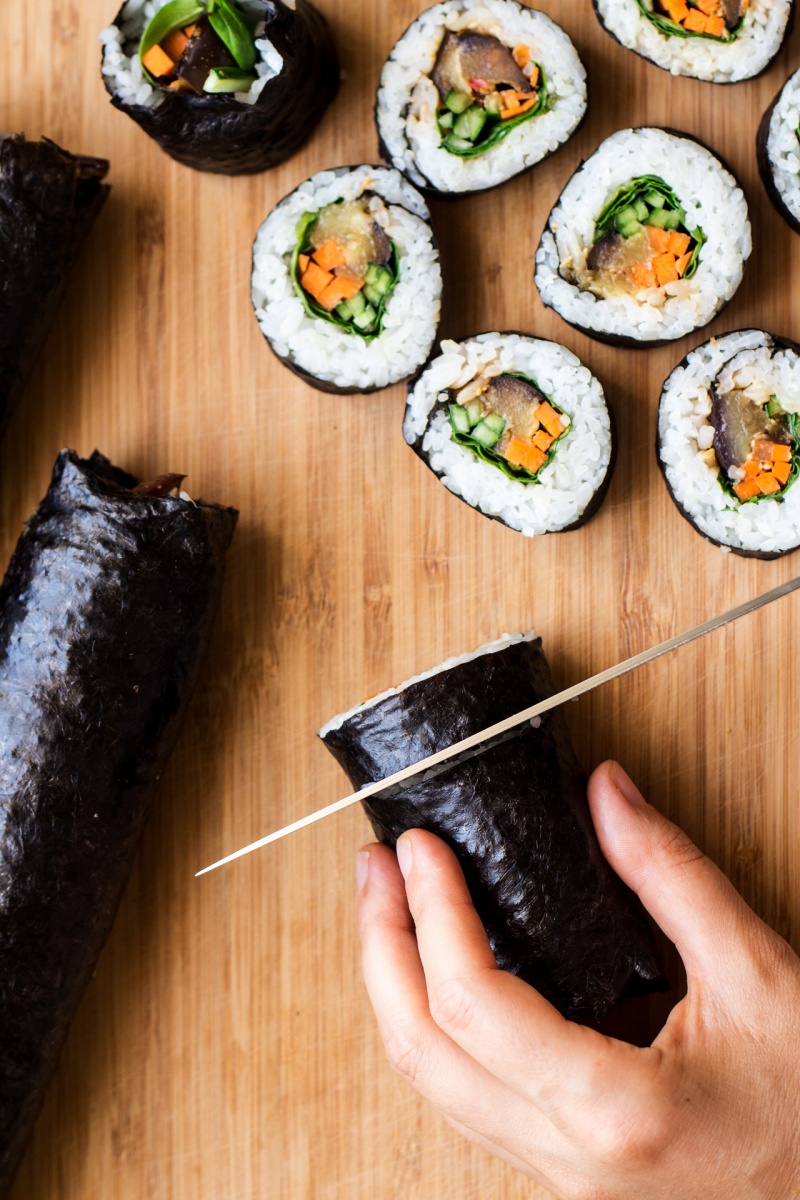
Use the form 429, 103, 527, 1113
1, 2, 799, 1197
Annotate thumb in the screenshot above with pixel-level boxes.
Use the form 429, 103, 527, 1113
588, 760, 762, 987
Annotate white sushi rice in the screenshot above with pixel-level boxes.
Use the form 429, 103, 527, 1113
658, 329, 800, 555
320, 632, 535, 736
764, 69, 800, 226
594, 0, 790, 82
404, 333, 613, 537
252, 165, 442, 392
376, 0, 586, 194
100, 0, 285, 109
535, 128, 751, 344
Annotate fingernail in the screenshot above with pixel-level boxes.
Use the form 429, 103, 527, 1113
356, 850, 370, 893
396, 835, 412, 880
611, 762, 646, 807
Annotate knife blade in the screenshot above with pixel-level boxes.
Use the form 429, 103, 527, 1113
196, 575, 800, 877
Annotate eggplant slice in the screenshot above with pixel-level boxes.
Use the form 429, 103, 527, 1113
0, 450, 237, 1198
0, 136, 109, 440
321, 636, 665, 1020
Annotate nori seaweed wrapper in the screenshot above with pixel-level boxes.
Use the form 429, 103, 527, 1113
103, 0, 339, 175
0, 136, 109, 440
0, 450, 237, 1198
321, 637, 665, 1021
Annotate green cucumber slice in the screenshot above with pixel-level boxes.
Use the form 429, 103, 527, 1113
445, 88, 472, 113
203, 66, 256, 92
471, 418, 505, 448
464, 400, 483, 428
453, 104, 487, 142
448, 404, 471, 436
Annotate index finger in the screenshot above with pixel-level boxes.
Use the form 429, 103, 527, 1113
398, 829, 656, 1131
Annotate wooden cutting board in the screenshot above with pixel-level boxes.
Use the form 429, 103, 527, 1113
2, 2, 799, 1197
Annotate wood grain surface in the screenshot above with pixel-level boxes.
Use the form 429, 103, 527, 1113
2, 2, 800, 1197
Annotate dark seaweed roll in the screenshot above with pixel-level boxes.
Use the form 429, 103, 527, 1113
535, 128, 751, 347
657, 330, 800, 558
100, 0, 338, 174
252, 165, 442, 393
757, 69, 800, 234
375, 0, 586, 196
404, 333, 613, 536
594, 0, 791, 83
320, 633, 665, 1021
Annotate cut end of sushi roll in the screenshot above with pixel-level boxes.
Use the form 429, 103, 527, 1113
535, 127, 751, 347
375, 0, 587, 196
657, 329, 800, 558
757, 69, 800, 236
403, 332, 614, 537
593, 0, 792, 83
100, 0, 339, 174
251, 165, 442, 393
320, 634, 666, 1020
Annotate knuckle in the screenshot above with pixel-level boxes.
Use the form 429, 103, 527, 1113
588, 1105, 673, 1170
429, 976, 480, 1037
657, 822, 705, 873
383, 1024, 427, 1085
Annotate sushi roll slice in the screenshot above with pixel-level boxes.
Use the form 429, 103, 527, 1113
0, 135, 109, 440
535, 127, 751, 348
404, 333, 614, 537
251, 165, 442, 394
375, 0, 586, 196
100, 0, 339, 174
319, 633, 665, 1021
593, 0, 792, 83
657, 329, 800, 558
757, 69, 800, 235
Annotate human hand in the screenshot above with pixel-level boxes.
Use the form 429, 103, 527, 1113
355, 760, 800, 1199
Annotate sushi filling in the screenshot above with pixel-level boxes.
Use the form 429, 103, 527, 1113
705, 385, 800, 503
569, 175, 705, 299
637, 0, 748, 41
292, 197, 399, 339
432, 32, 550, 157
447, 373, 569, 483
139, 0, 261, 94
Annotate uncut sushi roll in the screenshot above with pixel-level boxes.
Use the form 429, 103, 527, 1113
375, 0, 586, 196
535, 127, 751, 348
319, 633, 665, 1021
0, 135, 109, 440
757, 69, 800, 235
251, 165, 442, 394
101, 0, 338, 174
657, 330, 800, 558
404, 333, 614, 537
593, 0, 792, 83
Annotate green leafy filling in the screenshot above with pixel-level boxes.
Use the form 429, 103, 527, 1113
718, 410, 800, 505
447, 373, 570, 484
437, 67, 554, 159
291, 208, 400, 342
635, 0, 744, 40
594, 174, 706, 279
139, 0, 257, 88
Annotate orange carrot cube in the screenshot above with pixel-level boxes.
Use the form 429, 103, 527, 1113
527, 64, 540, 85
533, 429, 554, 452
772, 443, 792, 462
695, 0, 718, 13
534, 401, 565, 438
734, 478, 760, 501
300, 260, 334, 301
646, 225, 673, 254
503, 436, 547, 474
753, 438, 773, 463
743, 458, 760, 478
705, 14, 726, 35
142, 44, 175, 77
773, 460, 792, 485
668, 231, 691, 256
162, 28, 189, 60
512, 44, 530, 67
183, 23, 198, 36
660, 0, 690, 19
756, 472, 781, 494
517, 95, 538, 114
654, 253, 680, 286
318, 272, 365, 311
298, 253, 310, 274
684, 9, 709, 30
675, 252, 692, 277
630, 262, 658, 289
501, 93, 522, 118
313, 240, 347, 272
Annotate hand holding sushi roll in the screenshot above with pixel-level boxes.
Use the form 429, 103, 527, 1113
357, 761, 800, 1196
